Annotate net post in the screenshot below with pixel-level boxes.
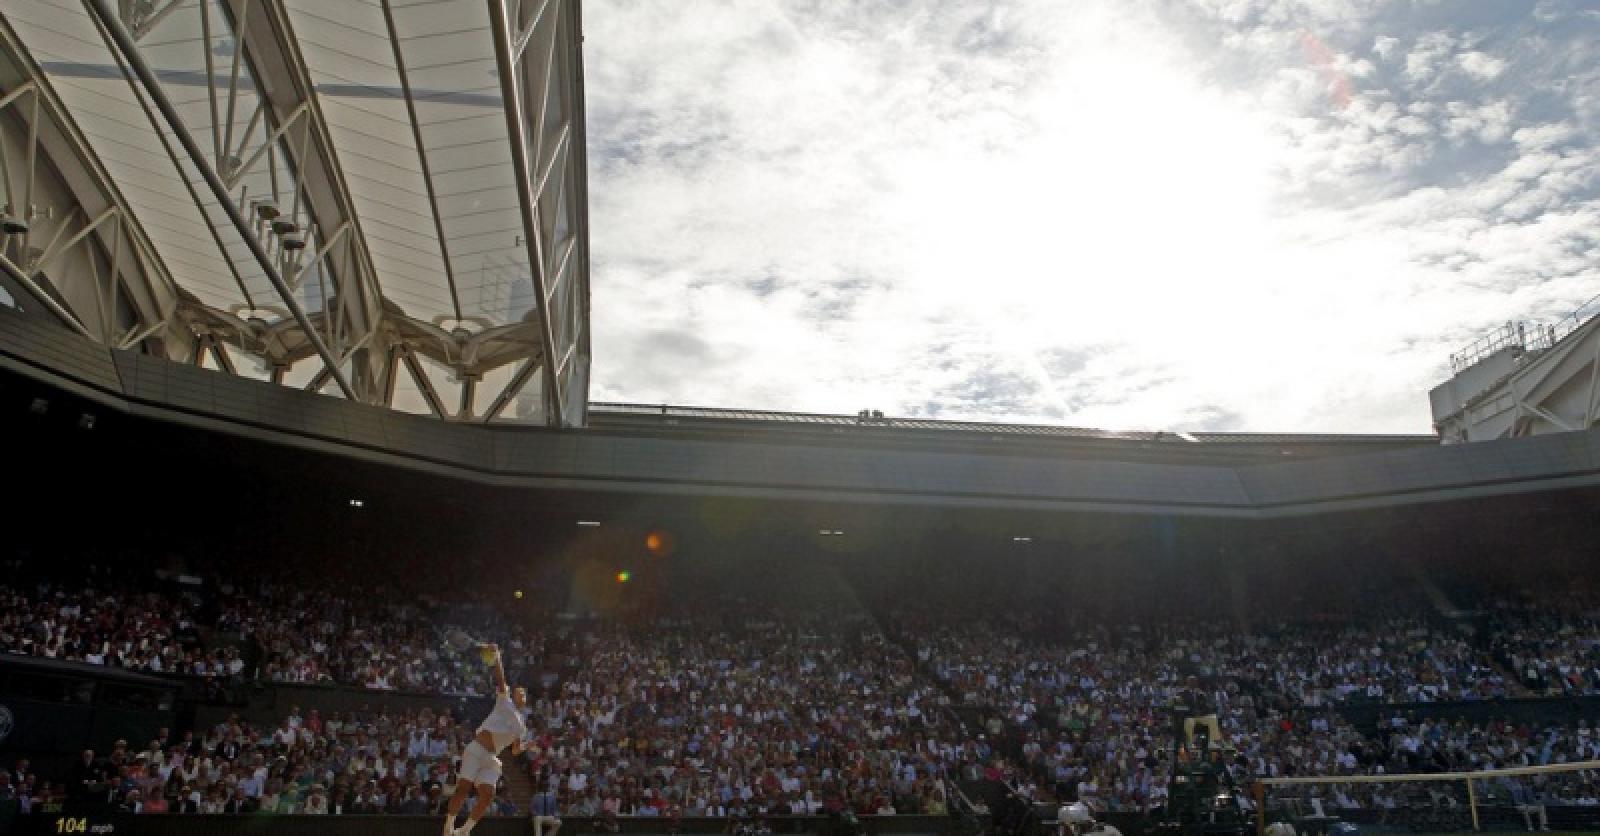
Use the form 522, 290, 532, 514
1465, 775, 1480, 832
1252, 781, 1265, 836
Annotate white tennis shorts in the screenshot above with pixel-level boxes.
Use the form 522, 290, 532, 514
459, 740, 502, 787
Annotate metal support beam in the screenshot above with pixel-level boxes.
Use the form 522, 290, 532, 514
130, 0, 186, 41
210, 337, 237, 375
554, 333, 577, 377
223, 102, 308, 190
460, 374, 477, 419
512, 0, 555, 65
304, 364, 331, 392
81, 226, 108, 334
382, 344, 402, 407
22, 80, 40, 257
286, 220, 348, 291
0, 251, 91, 337
483, 356, 539, 422
30, 206, 83, 270
379, 0, 463, 322
254, 0, 386, 354
486, 0, 564, 427
1523, 402, 1575, 433
401, 348, 449, 418
102, 214, 124, 338
219, 0, 250, 175
33, 206, 118, 277
529, 0, 561, 174
118, 317, 168, 350
86, 0, 358, 400
1587, 338, 1600, 427
545, 235, 576, 304
200, 0, 222, 164
15, 10, 349, 365
86, 7, 258, 311
0, 83, 30, 231
0, 80, 35, 112
335, 321, 378, 366
534, 122, 570, 202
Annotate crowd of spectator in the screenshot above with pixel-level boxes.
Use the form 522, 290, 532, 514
1487, 593, 1600, 698
519, 613, 960, 821
27, 707, 522, 817
904, 604, 1519, 814
1228, 713, 1600, 829
6, 564, 1600, 825
0, 577, 207, 674
0, 756, 57, 815
0, 571, 551, 697
211, 578, 554, 694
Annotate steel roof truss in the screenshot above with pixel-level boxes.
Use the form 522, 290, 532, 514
486, 0, 563, 426
86, 0, 359, 399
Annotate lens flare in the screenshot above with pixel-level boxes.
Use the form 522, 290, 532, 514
645, 530, 675, 557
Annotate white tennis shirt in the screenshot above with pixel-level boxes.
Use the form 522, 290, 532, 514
478, 691, 527, 752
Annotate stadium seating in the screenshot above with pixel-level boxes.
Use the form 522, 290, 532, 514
5, 563, 1600, 825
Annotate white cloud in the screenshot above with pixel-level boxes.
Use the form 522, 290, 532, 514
1185, 0, 1390, 28
1514, 122, 1577, 150
1404, 32, 1457, 85
1457, 51, 1506, 81
1442, 100, 1516, 145
583, 1, 1600, 433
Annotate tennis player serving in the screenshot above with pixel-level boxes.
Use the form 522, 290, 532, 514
444, 642, 527, 836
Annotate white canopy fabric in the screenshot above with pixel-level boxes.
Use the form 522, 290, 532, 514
0, 0, 589, 425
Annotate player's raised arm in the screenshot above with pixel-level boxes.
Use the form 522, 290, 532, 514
487, 643, 508, 693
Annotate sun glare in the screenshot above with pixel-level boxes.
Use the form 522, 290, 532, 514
875, 12, 1292, 423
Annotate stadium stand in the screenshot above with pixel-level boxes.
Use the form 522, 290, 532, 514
6, 552, 1600, 835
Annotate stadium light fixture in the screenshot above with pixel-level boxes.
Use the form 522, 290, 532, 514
1012, 536, 1033, 543
349, 499, 365, 508
818, 529, 845, 536
577, 520, 601, 527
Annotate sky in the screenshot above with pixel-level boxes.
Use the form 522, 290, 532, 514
580, 0, 1600, 434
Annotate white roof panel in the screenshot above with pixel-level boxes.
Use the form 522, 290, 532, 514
6, 0, 245, 310
1, 0, 590, 424
284, 0, 534, 326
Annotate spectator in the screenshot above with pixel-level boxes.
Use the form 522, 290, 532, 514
304, 785, 330, 815
224, 788, 257, 814
532, 788, 562, 836
120, 789, 145, 814
396, 786, 428, 815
